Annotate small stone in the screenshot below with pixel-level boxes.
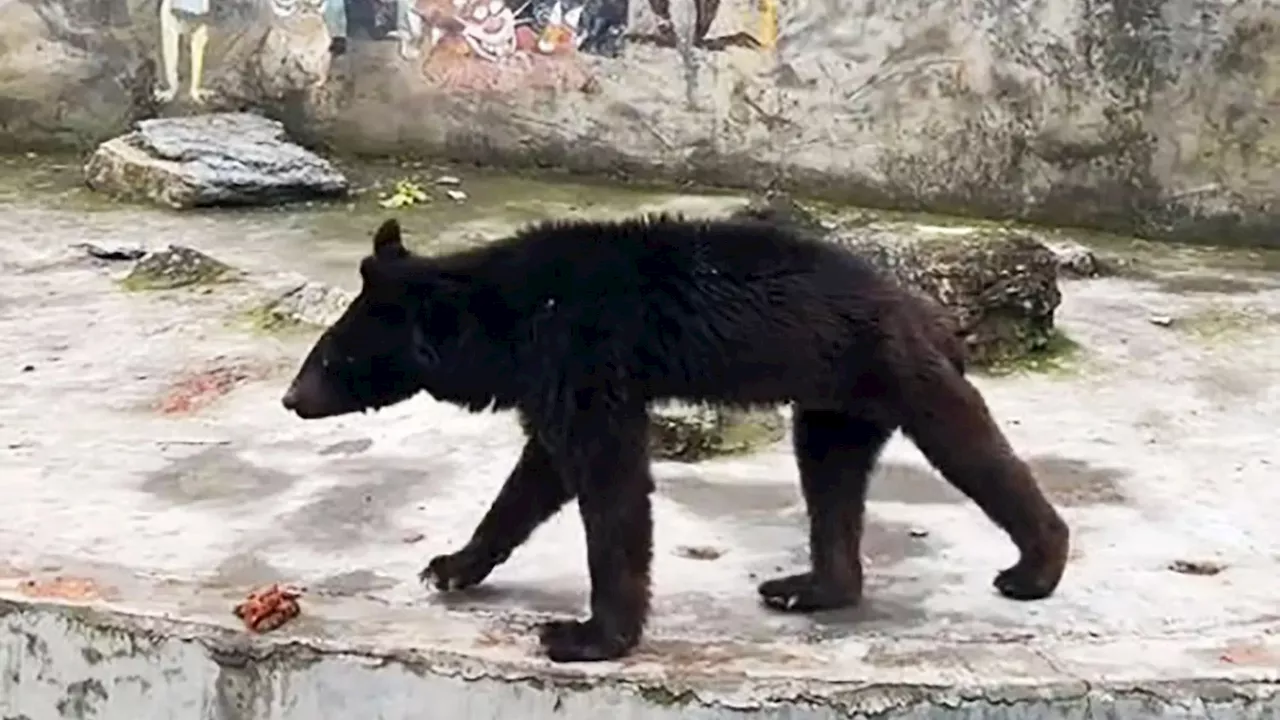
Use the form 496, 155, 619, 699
436, 175, 462, 186
1046, 241, 1102, 278
909, 528, 929, 538
674, 545, 724, 561
1149, 315, 1174, 327
1168, 559, 1226, 576
445, 189, 468, 202
402, 532, 425, 544
21, 364, 34, 372
72, 241, 146, 261
254, 280, 355, 330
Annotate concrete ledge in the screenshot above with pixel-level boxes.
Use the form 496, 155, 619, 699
4, 591, 1280, 719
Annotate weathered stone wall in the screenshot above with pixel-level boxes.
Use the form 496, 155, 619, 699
3, 0, 1279, 244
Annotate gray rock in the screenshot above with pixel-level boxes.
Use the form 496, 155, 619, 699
1047, 240, 1103, 278
83, 113, 349, 209
255, 279, 354, 329
120, 245, 239, 291
731, 195, 1063, 366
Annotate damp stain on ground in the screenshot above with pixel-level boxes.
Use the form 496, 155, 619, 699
139, 446, 298, 507
279, 456, 455, 551
867, 455, 1128, 507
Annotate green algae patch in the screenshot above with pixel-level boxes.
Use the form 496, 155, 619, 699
1174, 305, 1279, 343
649, 404, 787, 462
979, 329, 1085, 378
234, 304, 315, 337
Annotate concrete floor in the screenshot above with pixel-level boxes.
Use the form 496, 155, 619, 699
2, 176, 1280, 718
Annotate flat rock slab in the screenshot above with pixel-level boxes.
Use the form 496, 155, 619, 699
83, 113, 349, 209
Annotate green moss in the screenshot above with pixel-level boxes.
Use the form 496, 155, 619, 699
979, 330, 1085, 378
118, 263, 236, 292
232, 304, 318, 337
649, 405, 786, 462
636, 684, 698, 707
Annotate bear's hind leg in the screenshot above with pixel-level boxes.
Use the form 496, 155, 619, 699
421, 434, 573, 592
536, 408, 654, 663
759, 408, 894, 613
896, 351, 1070, 601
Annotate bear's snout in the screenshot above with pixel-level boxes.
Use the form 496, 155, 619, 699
281, 376, 329, 419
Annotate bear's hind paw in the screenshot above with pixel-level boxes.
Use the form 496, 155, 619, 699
536, 618, 636, 663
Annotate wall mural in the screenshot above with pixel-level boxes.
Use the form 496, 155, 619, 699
147, 0, 779, 104
157, 0, 214, 102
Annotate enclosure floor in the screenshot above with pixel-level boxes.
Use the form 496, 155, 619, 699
3, 185, 1280, 718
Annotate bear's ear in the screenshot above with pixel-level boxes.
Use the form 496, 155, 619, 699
372, 218, 408, 261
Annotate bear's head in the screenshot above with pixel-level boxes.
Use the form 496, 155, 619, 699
281, 218, 440, 419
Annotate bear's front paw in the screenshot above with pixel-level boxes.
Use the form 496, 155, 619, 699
536, 618, 636, 663
418, 547, 495, 592
993, 561, 1060, 601
758, 572, 860, 613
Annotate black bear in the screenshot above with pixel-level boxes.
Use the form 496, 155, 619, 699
281, 214, 1070, 663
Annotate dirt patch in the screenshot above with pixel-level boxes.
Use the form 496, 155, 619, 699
154, 359, 276, 415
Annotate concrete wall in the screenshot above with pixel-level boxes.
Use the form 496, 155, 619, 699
2, 0, 1279, 244
7, 599, 1280, 719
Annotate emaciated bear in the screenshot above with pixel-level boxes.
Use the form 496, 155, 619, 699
281, 215, 1071, 663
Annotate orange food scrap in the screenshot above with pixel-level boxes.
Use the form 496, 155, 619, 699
16, 575, 110, 601
233, 584, 302, 633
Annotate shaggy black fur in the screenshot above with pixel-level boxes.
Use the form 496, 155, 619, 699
282, 214, 1070, 663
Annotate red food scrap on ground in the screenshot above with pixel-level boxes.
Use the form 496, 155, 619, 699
1219, 642, 1277, 665
156, 362, 268, 416
233, 584, 302, 633
16, 575, 112, 601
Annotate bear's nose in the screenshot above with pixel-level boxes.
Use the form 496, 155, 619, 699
281, 385, 300, 412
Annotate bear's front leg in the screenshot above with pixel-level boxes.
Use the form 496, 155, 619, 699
421, 435, 573, 592
536, 411, 654, 663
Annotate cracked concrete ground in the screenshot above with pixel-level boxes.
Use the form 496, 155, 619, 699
2, 162, 1280, 718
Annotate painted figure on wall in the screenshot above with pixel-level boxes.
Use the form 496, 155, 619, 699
156, 0, 213, 102
288, 0, 423, 57
530, 0, 627, 58
409, 0, 617, 92
633, 0, 773, 51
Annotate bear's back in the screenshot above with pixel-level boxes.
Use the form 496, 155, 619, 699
445, 214, 897, 406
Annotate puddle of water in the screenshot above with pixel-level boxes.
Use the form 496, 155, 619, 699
655, 474, 799, 519
868, 463, 964, 504
1027, 455, 1129, 506
318, 438, 374, 456
868, 455, 1128, 508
